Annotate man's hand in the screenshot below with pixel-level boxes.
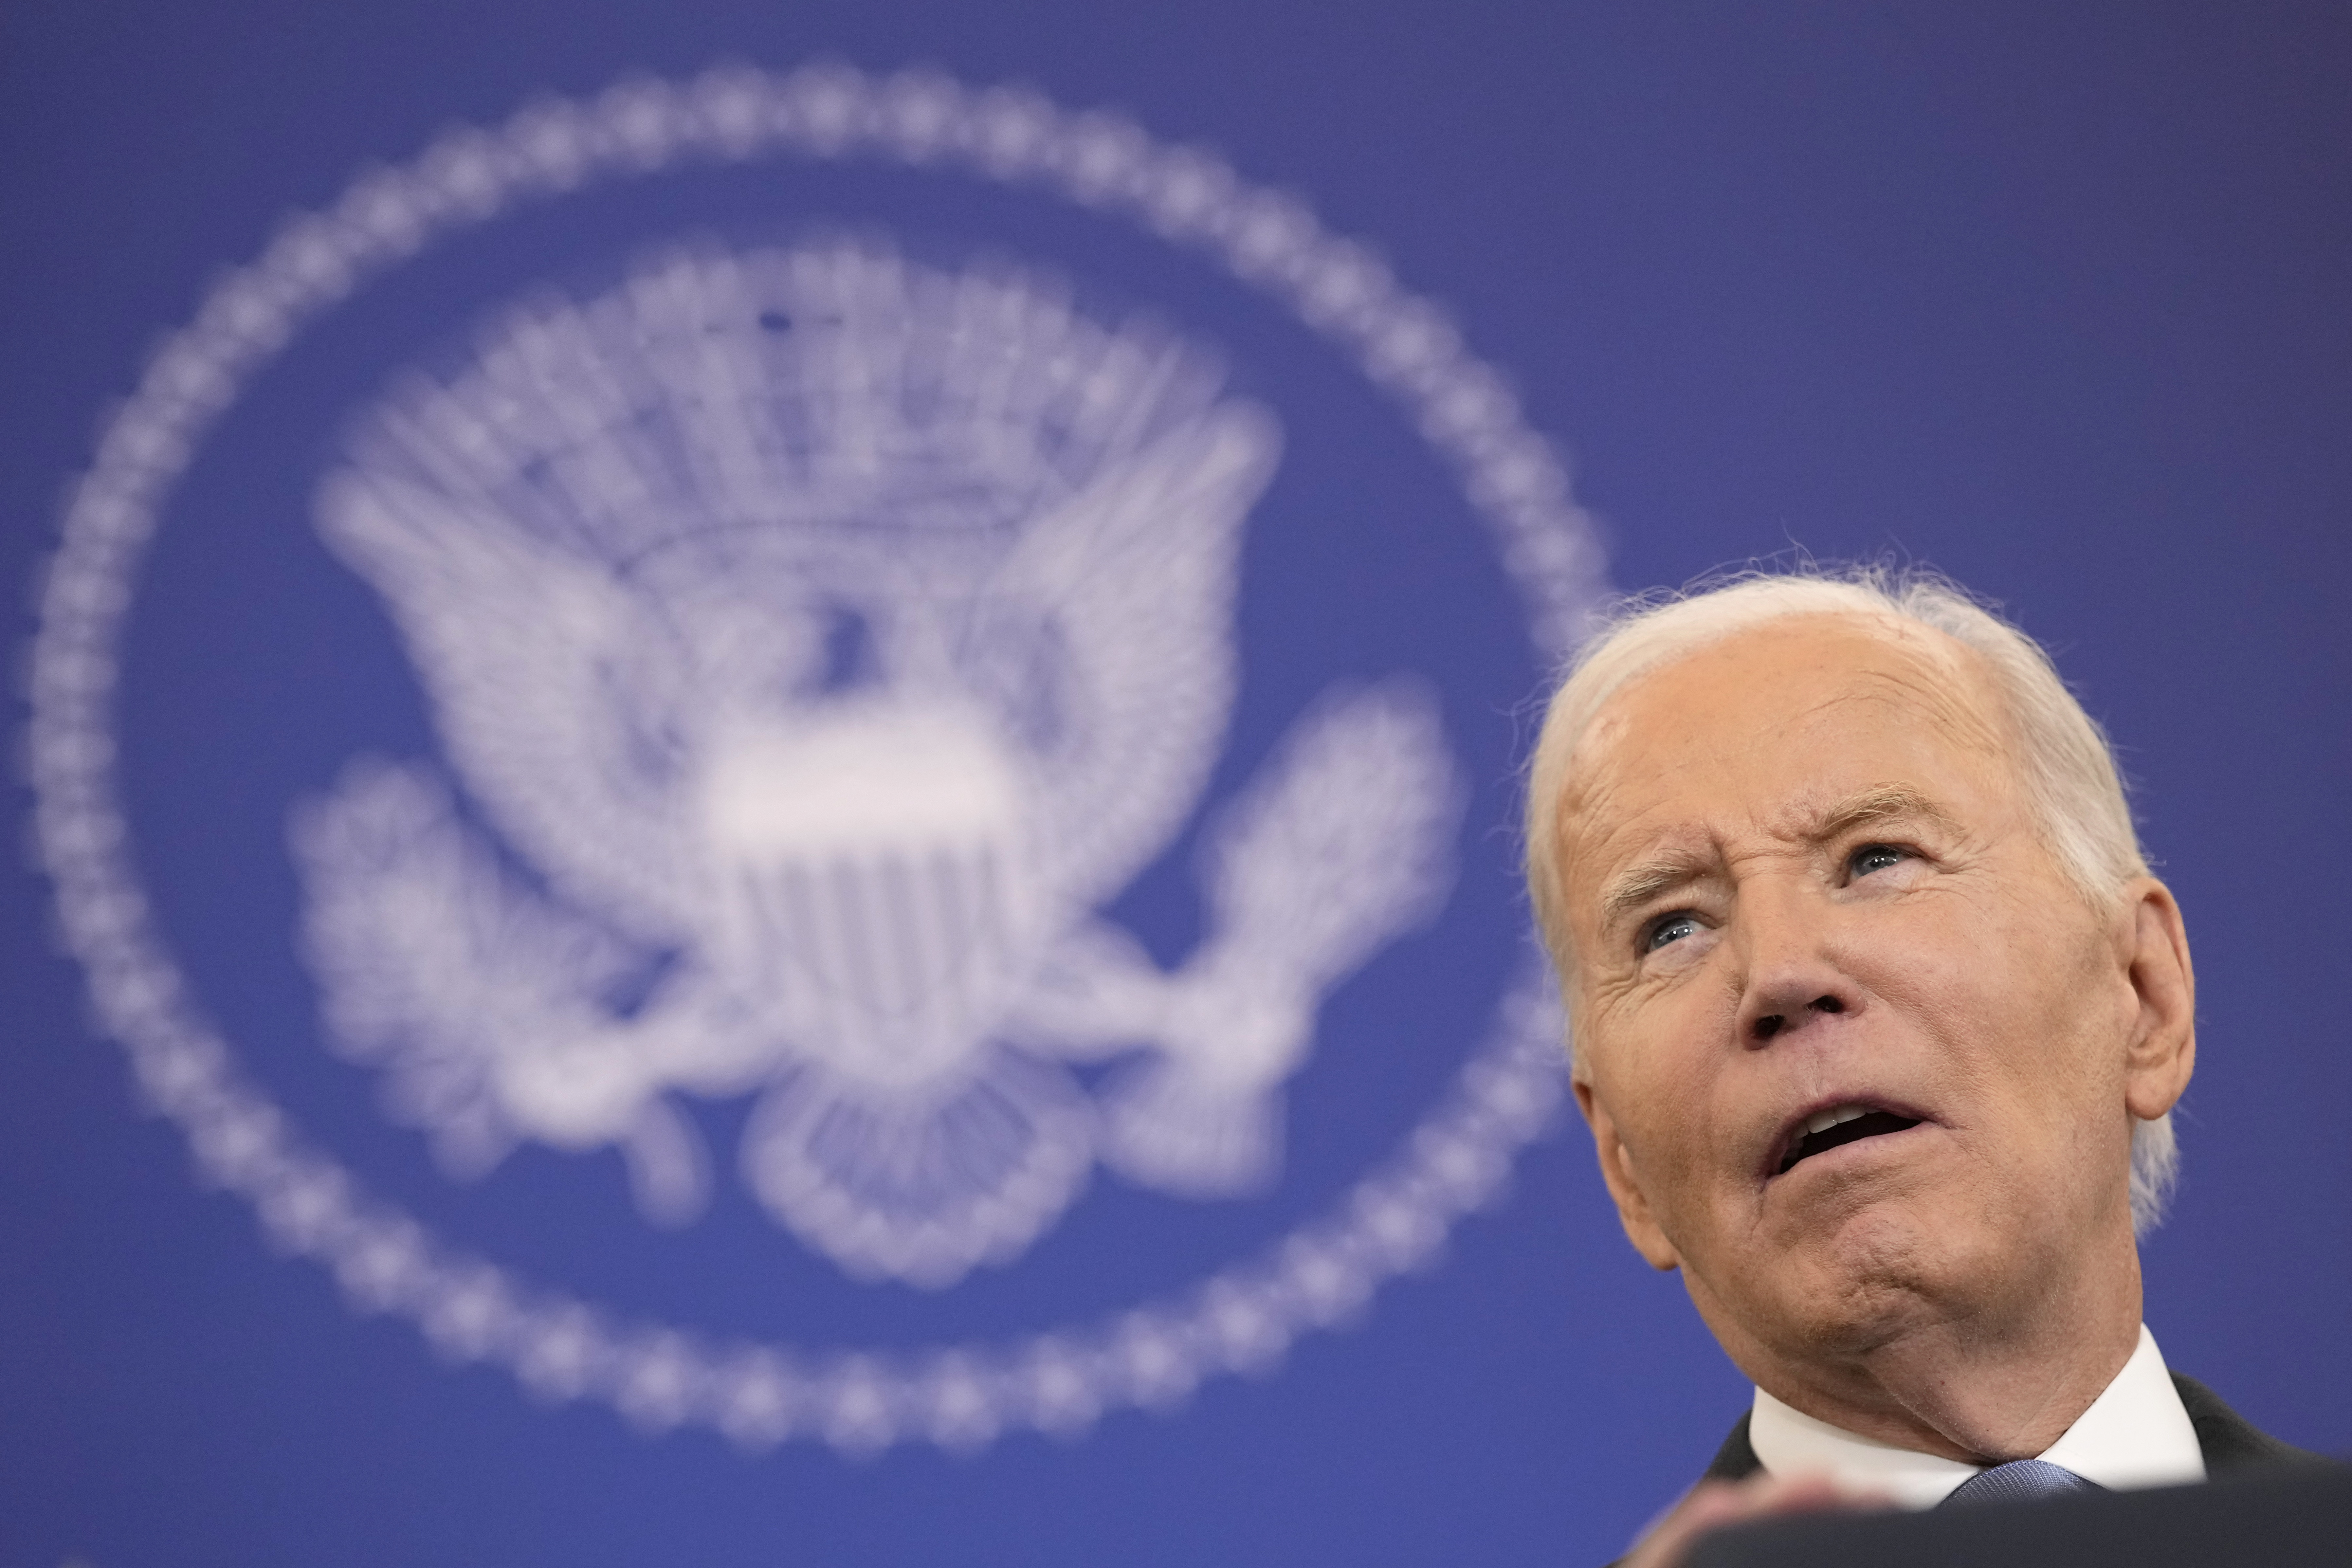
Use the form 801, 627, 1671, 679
1621, 1470, 1889, 1568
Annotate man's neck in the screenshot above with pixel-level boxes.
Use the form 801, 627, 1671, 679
1696, 1235, 2146, 1463
1747, 1325, 2208, 1506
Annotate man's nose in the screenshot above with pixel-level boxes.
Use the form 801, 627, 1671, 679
1731, 882, 1861, 1046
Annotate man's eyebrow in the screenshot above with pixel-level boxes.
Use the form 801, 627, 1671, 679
1596, 848, 1716, 930
1591, 787, 1958, 930
1808, 783, 1961, 841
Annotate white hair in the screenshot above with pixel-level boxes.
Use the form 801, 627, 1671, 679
1522, 565, 2179, 1234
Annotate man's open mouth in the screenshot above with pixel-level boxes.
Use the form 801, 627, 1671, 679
1775, 1104, 1923, 1176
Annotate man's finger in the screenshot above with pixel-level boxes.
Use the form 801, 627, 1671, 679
1622, 1470, 1888, 1568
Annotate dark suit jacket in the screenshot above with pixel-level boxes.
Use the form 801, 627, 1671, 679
1596, 1377, 2332, 1568
1697, 1373, 2325, 1484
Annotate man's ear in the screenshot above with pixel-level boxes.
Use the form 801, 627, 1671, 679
1573, 1072, 1682, 1272
2116, 877, 2196, 1121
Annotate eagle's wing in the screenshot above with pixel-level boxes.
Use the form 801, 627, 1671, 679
990, 402, 1282, 905
317, 468, 704, 938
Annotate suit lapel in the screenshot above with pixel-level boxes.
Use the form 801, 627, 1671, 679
1695, 1373, 2325, 1491
1703, 1410, 1763, 1482
2170, 1372, 2330, 1474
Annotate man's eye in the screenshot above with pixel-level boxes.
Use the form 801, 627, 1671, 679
1849, 844, 1911, 879
1642, 913, 1701, 953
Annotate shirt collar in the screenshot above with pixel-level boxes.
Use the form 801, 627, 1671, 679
1746, 1324, 2207, 1509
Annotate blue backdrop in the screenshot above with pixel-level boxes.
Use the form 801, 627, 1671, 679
3, 6, 2348, 1567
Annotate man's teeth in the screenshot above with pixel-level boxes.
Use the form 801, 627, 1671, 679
1777, 1103, 1925, 1176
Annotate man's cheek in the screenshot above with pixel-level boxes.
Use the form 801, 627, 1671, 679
1625, 1114, 1714, 1222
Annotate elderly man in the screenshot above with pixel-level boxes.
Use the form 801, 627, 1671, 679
1521, 569, 2320, 1565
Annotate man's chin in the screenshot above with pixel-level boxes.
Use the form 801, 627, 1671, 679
1716, 1202, 1978, 1358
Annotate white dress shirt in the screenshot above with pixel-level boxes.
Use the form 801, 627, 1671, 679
1746, 1324, 2207, 1508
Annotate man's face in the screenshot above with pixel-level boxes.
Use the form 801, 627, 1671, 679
1553, 616, 2188, 1372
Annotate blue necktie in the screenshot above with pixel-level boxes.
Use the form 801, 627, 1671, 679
1941, 1458, 2102, 1508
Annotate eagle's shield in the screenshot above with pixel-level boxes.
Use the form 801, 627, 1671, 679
698, 702, 1050, 1090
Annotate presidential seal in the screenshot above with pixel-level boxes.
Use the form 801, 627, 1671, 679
295, 238, 1461, 1286
29, 64, 1603, 1452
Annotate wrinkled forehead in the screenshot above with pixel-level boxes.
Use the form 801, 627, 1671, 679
1554, 613, 2012, 868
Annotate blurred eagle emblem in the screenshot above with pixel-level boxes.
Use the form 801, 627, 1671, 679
292, 240, 1462, 1287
